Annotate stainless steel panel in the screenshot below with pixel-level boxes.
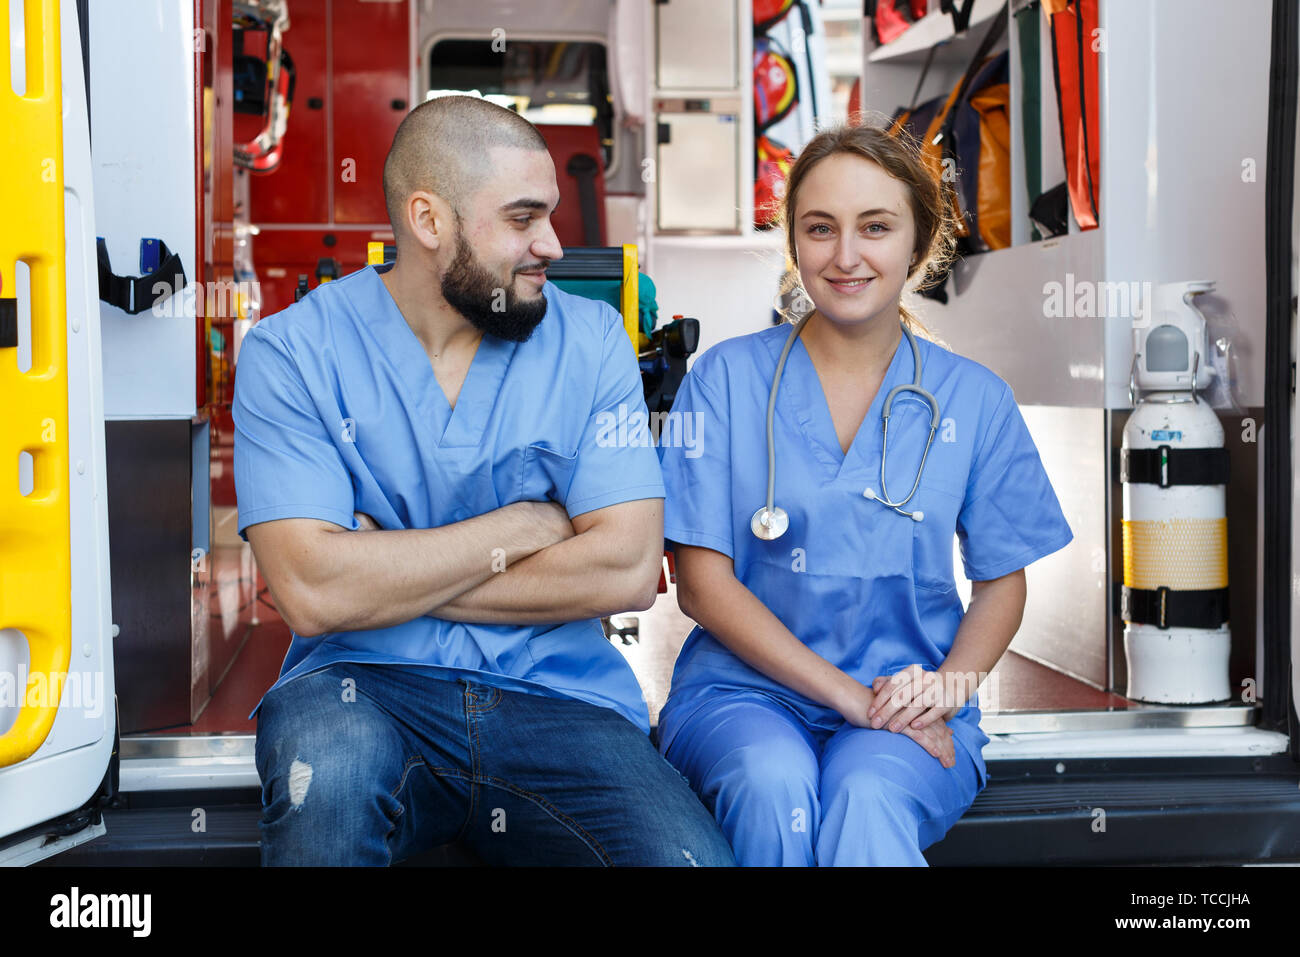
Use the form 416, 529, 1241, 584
107, 420, 203, 733
120, 733, 256, 760
982, 703, 1255, 735
1012, 407, 1109, 687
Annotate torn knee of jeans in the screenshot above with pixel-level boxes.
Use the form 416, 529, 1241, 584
287, 758, 313, 809
681, 848, 699, 867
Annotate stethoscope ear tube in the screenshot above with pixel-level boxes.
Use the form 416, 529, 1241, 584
755, 317, 939, 539
753, 312, 813, 540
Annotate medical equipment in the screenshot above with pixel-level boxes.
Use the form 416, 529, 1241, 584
751, 315, 940, 539
1120, 280, 1231, 703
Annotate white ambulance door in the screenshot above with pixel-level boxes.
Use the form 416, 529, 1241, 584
0, 0, 115, 864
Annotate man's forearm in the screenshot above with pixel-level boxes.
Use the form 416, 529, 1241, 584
936, 570, 1027, 718
428, 524, 655, 625
299, 503, 566, 635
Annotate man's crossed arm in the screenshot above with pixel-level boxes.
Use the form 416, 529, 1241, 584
244, 498, 664, 636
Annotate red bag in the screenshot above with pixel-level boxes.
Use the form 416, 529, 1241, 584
1045, 0, 1100, 229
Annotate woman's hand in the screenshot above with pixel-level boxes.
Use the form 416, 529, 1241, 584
839, 681, 955, 768
836, 682, 878, 728
869, 664, 952, 733
897, 719, 956, 768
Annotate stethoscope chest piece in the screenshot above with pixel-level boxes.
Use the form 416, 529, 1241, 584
750, 506, 789, 540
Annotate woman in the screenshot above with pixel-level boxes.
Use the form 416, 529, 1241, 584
655, 123, 1074, 866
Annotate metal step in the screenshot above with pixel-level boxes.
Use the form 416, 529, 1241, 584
34, 771, 1300, 866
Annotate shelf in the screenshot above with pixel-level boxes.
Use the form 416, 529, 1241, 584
867, 0, 1005, 64
651, 231, 787, 250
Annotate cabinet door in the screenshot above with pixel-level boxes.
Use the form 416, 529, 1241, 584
332, 0, 410, 224
657, 113, 740, 232
656, 0, 738, 91
247, 4, 328, 223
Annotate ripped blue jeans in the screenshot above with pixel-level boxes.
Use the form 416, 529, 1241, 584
254, 663, 735, 866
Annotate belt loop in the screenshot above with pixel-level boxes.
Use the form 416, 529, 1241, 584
1156, 585, 1169, 629
1157, 445, 1171, 488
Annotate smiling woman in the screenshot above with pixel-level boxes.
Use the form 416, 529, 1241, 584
780, 123, 957, 341
655, 122, 1073, 866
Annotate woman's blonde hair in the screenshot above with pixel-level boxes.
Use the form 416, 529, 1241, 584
776, 119, 957, 341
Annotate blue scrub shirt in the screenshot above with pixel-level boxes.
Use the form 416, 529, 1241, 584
656, 322, 1075, 786
233, 264, 664, 732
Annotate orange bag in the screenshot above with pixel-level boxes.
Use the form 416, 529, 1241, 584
970, 81, 1011, 249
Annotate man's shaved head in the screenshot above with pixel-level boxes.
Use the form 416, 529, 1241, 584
383, 95, 549, 240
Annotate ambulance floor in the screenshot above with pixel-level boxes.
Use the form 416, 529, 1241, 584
136, 533, 1126, 738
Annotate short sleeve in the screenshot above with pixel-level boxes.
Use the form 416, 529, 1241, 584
564, 305, 666, 518
233, 324, 359, 542
956, 384, 1073, 580
659, 358, 734, 560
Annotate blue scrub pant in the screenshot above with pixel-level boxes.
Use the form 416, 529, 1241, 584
660, 692, 983, 866
255, 663, 735, 866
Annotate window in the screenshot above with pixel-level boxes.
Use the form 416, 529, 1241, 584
427, 39, 613, 170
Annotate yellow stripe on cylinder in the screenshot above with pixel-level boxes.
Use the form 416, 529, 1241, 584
1122, 517, 1228, 591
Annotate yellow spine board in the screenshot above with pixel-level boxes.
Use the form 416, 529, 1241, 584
1122, 518, 1229, 591
621, 244, 640, 352
0, 0, 72, 766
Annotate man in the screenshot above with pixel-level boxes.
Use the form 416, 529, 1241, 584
233, 95, 734, 866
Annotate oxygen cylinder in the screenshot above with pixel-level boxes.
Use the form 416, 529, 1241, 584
1120, 281, 1231, 703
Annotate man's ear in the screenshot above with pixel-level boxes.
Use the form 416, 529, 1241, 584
404, 189, 455, 254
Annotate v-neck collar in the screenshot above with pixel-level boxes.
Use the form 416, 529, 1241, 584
367, 264, 518, 448
764, 322, 912, 482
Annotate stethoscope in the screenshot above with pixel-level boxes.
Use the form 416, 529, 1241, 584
751, 313, 941, 540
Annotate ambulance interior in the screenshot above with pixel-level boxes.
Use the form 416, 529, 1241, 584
55, 1, 1284, 754
148, 0, 1266, 741
3, 0, 1298, 865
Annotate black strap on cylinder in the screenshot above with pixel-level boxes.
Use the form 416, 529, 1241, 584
97, 237, 187, 315
1118, 584, 1229, 629
1120, 445, 1230, 487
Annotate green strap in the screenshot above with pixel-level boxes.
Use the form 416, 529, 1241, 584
1016, 2, 1043, 241
638, 271, 659, 338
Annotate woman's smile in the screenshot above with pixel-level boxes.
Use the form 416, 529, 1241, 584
824, 276, 875, 294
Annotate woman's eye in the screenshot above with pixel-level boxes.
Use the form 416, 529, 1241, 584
514, 216, 533, 226
808, 223, 831, 235
865, 223, 888, 234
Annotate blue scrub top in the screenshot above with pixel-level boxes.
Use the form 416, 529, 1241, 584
233, 264, 664, 732
656, 322, 1074, 785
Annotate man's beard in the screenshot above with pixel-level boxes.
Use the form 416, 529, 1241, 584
439, 232, 549, 342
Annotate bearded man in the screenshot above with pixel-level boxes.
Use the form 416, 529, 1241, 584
234, 95, 733, 867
